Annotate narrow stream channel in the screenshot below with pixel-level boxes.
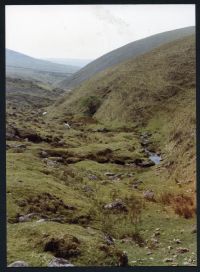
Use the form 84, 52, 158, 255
144, 148, 161, 164
149, 152, 161, 164
140, 132, 162, 165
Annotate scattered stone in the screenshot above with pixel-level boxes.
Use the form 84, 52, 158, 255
97, 127, 109, 133
6, 144, 11, 150
153, 231, 160, 237
40, 150, 48, 158
173, 238, 181, 244
141, 132, 152, 138
50, 156, 64, 163
8, 261, 29, 267
147, 251, 152, 255
133, 180, 143, 185
137, 258, 146, 262
56, 139, 65, 147
191, 226, 197, 234
171, 263, 178, 266
82, 185, 94, 193
168, 246, 173, 251
48, 257, 74, 267
117, 251, 128, 266
131, 260, 137, 264
176, 247, 189, 254
104, 199, 128, 212
104, 234, 114, 245
43, 158, 57, 167
86, 227, 96, 235
17, 199, 27, 207
143, 190, 155, 201
88, 174, 98, 180
104, 172, 115, 177
149, 257, 154, 260
64, 123, 71, 129
120, 237, 133, 244
12, 144, 27, 153
18, 213, 37, 223
155, 228, 160, 231
150, 238, 159, 244
14, 144, 27, 149
163, 258, 173, 263
6, 125, 17, 140
36, 219, 46, 223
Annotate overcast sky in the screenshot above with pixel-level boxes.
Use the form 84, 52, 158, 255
6, 4, 195, 60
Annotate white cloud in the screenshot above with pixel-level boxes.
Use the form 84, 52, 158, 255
6, 4, 195, 59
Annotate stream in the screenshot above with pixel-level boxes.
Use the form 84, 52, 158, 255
148, 151, 161, 164
140, 132, 162, 165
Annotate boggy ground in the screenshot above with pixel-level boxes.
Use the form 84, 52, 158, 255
6, 103, 196, 267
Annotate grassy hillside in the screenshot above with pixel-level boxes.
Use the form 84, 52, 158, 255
50, 34, 196, 186
59, 26, 194, 89
7, 34, 196, 267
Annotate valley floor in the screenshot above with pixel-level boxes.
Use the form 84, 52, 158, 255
6, 105, 196, 267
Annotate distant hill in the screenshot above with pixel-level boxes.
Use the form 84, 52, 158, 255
6, 49, 80, 87
45, 58, 93, 68
6, 77, 66, 109
59, 26, 195, 90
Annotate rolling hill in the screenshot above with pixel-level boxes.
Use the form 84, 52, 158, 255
6, 49, 80, 86
59, 26, 195, 90
6, 29, 196, 267
45, 58, 93, 68
49, 33, 195, 184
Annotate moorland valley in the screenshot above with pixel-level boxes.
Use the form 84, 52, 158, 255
6, 26, 196, 267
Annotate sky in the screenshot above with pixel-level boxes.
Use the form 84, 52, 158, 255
6, 4, 195, 60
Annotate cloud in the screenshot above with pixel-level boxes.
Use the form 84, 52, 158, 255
91, 6, 131, 35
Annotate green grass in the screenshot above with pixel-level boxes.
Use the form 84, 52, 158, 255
6, 34, 196, 267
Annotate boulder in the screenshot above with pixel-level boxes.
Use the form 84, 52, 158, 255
88, 174, 98, 180
104, 234, 114, 245
173, 238, 181, 244
176, 247, 189, 254
104, 199, 128, 212
96, 128, 109, 133
163, 258, 173, 263
6, 126, 17, 140
12, 144, 27, 153
143, 190, 155, 201
18, 213, 37, 223
8, 261, 29, 267
117, 251, 129, 266
40, 150, 48, 158
36, 219, 46, 223
191, 226, 197, 234
48, 257, 74, 267
104, 172, 115, 177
